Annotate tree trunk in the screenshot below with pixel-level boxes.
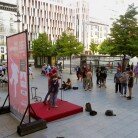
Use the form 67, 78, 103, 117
70, 54, 72, 74
62, 57, 64, 69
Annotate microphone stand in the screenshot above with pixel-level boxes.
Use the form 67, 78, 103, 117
60, 73, 63, 101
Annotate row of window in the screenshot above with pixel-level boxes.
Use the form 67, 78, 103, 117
23, 0, 72, 14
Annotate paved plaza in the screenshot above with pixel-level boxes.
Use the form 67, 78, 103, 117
0, 65, 138, 138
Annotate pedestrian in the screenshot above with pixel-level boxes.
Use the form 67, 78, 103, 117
126, 63, 130, 71
130, 63, 134, 71
75, 66, 81, 80
96, 67, 100, 85
29, 64, 34, 79
127, 71, 134, 100
2, 64, 6, 75
99, 66, 107, 88
119, 72, 128, 97
117, 62, 122, 72
82, 65, 87, 89
114, 68, 122, 93
85, 68, 93, 91
134, 62, 138, 84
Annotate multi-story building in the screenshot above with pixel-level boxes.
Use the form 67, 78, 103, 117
75, 0, 89, 45
0, 1, 17, 62
18, 0, 75, 50
84, 18, 109, 55
0, 0, 110, 60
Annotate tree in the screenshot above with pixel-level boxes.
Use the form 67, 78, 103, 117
109, 4, 138, 71
32, 33, 52, 58
89, 41, 98, 55
55, 32, 84, 74
98, 38, 115, 55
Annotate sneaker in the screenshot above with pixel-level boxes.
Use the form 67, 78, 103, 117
120, 94, 123, 97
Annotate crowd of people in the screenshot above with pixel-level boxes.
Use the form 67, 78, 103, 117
113, 62, 138, 100
75, 64, 107, 91
74, 61, 138, 101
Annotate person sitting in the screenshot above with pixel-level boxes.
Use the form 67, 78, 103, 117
62, 78, 72, 90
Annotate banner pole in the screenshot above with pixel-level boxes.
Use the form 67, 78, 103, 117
25, 29, 31, 123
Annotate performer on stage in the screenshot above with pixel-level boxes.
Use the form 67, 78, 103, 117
49, 73, 60, 107
43, 68, 60, 107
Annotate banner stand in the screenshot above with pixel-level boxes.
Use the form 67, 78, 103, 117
17, 104, 47, 137
19, 104, 37, 125
3, 30, 47, 137
0, 94, 10, 115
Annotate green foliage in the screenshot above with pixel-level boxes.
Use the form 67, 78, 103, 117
32, 33, 52, 57
55, 32, 84, 57
98, 38, 115, 55
89, 41, 98, 55
110, 4, 138, 57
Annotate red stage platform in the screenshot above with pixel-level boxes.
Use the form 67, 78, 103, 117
30, 99, 83, 122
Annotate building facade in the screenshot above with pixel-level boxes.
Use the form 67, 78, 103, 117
0, 1, 17, 62
0, 0, 110, 61
18, 0, 75, 50
75, 0, 89, 44
85, 19, 109, 55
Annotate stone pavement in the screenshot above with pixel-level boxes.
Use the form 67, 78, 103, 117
0, 67, 138, 138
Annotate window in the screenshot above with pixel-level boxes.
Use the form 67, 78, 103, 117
0, 35, 4, 45
1, 47, 4, 53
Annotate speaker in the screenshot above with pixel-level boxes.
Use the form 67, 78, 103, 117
0, 106, 10, 115
17, 119, 47, 136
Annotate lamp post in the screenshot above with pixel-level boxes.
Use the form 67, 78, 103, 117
68, 40, 72, 74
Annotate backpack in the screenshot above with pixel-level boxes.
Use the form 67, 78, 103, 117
89, 110, 97, 116
72, 86, 78, 90
105, 110, 116, 116
85, 103, 92, 112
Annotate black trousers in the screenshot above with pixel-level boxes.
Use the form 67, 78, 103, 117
115, 83, 121, 93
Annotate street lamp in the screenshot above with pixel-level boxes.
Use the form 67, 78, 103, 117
68, 40, 72, 74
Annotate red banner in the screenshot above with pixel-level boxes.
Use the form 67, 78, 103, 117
7, 31, 29, 121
